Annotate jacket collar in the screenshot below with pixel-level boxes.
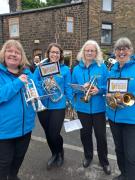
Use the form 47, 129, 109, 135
79, 59, 96, 68
111, 59, 135, 71
0, 63, 30, 75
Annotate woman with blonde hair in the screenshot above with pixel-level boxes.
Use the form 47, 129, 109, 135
72, 40, 111, 175
0, 39, 35, 180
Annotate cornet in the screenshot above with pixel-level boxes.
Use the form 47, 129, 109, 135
81, 75, 99, 103
106, 92, 135, 109
42, 76, 63, 103
24, 78, 47, 112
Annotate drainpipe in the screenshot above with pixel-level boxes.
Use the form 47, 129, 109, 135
87, 0, 90, 39
0, 15, 4, 45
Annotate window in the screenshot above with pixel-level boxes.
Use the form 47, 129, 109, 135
9, 18, 19, 38
66, 17, 74, 33
63, 50, 72, 67
102, 0, 112, 11
101, 23, 112, 44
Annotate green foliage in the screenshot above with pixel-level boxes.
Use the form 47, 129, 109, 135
46, 0, 65, 6
22, 0, 65, 10
22, 0, 46, 10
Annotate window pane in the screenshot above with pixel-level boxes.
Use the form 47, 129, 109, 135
66, 17, 74, 33
9, 18, 19, 37
101, 24, 112, 44
102, 0, 112, 11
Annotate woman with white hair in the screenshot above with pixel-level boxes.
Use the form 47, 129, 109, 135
72, 40, 111, 175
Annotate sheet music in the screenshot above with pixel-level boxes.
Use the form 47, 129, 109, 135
69, 83, 86, 92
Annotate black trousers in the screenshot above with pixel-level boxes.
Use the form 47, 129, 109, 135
38, 109, 65, 155
0, 132, 31, 179
77, 111, 109, 166
109, 120, 135, 180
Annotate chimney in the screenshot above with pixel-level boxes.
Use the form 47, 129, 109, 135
9, 0, 21, 12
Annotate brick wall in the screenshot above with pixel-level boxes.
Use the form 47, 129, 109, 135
0, 0, 135, 63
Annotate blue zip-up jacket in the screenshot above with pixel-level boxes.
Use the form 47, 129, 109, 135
0, 64, 35, 139
72, 60, 108, 114
106, 60, 135, 124
34, 63, 72, 109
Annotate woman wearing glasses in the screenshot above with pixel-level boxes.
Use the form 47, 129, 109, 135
72, 40, 111, 175
34, 43, 72, 169
106, 37, 135, 180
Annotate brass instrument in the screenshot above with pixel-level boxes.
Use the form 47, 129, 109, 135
24, 79, 46, 112
42, 76, 63, 103
81, 75, 99, 103
106, 92, 135, 109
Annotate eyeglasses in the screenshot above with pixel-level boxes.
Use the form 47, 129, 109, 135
49, 51, 60, 55
115, 47, 130, 51
84, 49, 97, 54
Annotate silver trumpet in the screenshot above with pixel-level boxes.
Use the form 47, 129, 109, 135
42, 76, 63, 103
24, 78, 47, 112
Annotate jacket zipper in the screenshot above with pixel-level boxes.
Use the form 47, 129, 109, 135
20, 89, 25, 135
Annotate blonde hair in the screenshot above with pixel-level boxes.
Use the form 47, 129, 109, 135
77, 40, 103, 66
0, 39, 30, 70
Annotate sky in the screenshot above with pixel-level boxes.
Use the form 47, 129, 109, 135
0, 0, 9, 14
0, 0, 46, 14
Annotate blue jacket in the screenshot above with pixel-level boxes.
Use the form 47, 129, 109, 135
0, 64, 35, 139
34, 63, 72, 109
106, 60, 135, 124
72, 60, 108, 114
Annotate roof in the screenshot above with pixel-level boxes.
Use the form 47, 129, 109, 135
0, 1, 83, 17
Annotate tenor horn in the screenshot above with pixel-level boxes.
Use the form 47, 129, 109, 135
42, 76, 63, 103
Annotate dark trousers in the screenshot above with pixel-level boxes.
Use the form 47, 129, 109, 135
38, 109, 65, 155
0, 132, 31, 180
109, 120, 135, 180
77, 111, 109, 166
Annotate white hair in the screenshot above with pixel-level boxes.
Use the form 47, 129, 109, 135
77, 40, 103, 66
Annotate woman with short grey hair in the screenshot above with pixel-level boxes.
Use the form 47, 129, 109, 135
106, 37, 135, 180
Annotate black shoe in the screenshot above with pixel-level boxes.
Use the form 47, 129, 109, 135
56, 152, 64, 167
112, 174, 127, 180
83, 158, 92, 168
102, 165, 111, 175
46, 154, 57, 169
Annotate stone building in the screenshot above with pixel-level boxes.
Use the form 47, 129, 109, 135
0, 0, 135, 65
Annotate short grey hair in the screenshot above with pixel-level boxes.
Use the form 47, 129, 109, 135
114, 37, 134, 52
77, 40, 103, 66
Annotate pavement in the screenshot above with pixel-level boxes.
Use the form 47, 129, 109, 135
18, 124, 120, 180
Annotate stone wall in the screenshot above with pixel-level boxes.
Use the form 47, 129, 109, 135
0, 0, 135, 63
1, 2, 87, 62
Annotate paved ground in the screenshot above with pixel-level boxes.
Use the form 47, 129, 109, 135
18, 133, 120, 180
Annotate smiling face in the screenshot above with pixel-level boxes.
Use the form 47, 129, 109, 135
84, 44, 97, 64
49, 46, 60, 62
115, 46, 132, 66
4, 46, 22, 71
